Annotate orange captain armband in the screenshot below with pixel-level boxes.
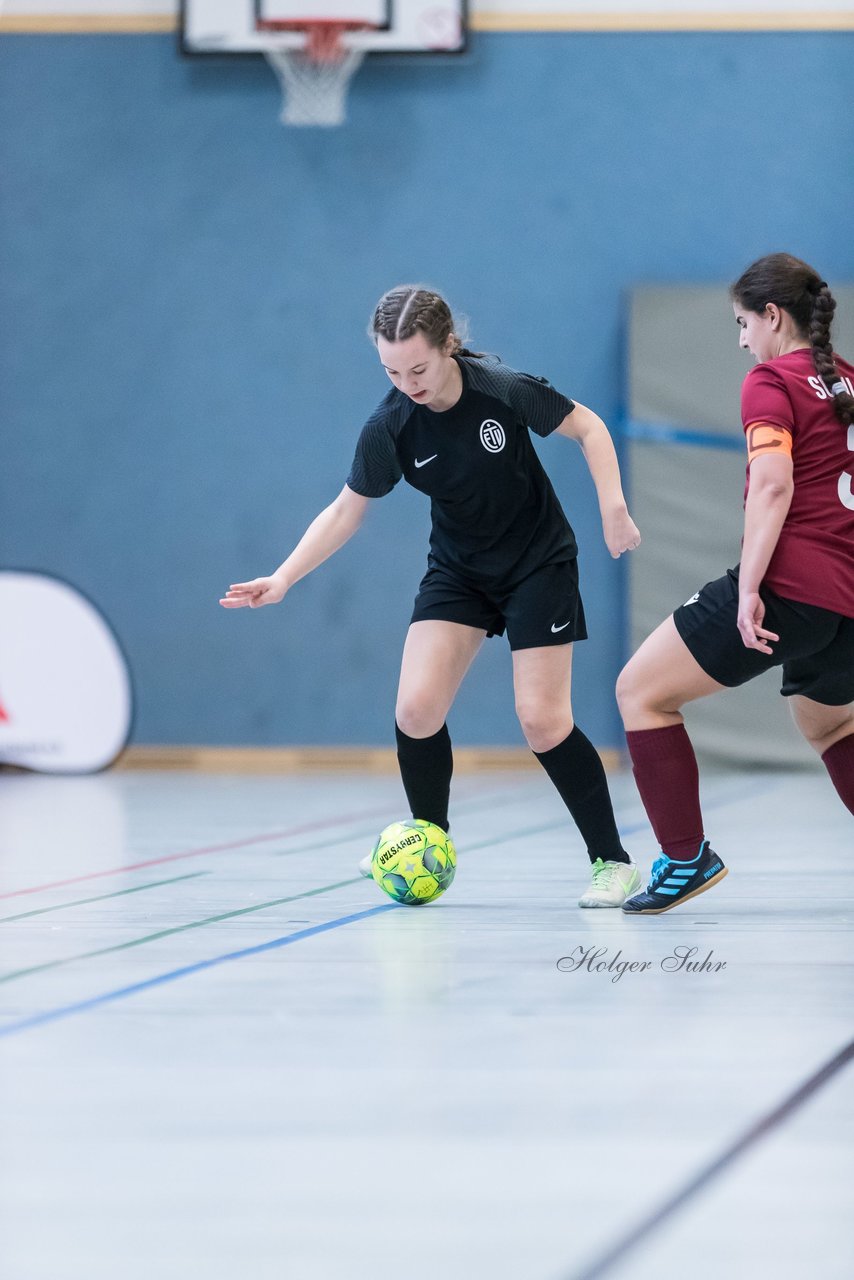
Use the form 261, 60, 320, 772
745, 421, 793, 465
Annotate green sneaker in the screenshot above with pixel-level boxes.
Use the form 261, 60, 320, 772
578, 858, 641, 908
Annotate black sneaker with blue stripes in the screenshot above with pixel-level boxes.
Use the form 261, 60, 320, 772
622, 841, 727, 914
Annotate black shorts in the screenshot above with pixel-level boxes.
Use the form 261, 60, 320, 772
673, 566, 854, 705
411, 558, 588, 652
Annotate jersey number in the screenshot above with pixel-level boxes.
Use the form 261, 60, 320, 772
840, 425, 854, 511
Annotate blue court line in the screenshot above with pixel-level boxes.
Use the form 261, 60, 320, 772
0, 777, 778, 1041
624, 419, 745, 452
0, 903, 398, 1040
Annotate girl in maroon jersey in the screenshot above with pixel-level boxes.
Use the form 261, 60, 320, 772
616, 253, 854, 914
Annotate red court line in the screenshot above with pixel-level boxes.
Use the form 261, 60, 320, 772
0, 804, 397, 902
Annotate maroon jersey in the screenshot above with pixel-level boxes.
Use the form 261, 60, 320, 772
741, 348, 854, 618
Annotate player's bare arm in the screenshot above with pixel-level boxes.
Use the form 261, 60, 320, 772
220, 485, 372, 609
555, 402, 641, 558
737, 445, 794, 652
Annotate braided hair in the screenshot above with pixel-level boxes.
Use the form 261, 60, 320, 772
369, 286, 483, 358
730, 254, 854, 428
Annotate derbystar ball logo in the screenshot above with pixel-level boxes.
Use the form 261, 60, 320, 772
380, 834, 420, 863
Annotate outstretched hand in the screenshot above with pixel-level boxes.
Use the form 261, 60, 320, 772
603, 508, 642, 559
219, 575, 288, 609
737, 591, 779, 654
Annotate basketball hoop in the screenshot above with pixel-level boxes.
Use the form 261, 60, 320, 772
260, 21, 371, 127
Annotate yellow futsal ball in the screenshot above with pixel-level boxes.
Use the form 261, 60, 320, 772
370, 819, 457, 906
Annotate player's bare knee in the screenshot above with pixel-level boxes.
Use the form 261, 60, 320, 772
395, 698, 445, 740
792, 698, 854, 752
615, 660, 646, 721
516, 703, 573, 753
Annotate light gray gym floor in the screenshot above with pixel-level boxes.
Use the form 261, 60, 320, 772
0, 764, 851, 1280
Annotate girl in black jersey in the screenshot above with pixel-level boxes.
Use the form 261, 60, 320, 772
221, 287, 642, 907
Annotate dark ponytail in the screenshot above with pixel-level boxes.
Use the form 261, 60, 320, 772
731, 253, 854, 428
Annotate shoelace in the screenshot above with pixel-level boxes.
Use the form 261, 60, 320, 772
590, 858, 620, 886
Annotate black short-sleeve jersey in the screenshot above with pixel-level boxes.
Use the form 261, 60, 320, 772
347, 355, 578, 587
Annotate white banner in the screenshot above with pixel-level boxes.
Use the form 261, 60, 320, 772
0, 572, 133, 774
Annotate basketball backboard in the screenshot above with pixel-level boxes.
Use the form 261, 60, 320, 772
181, 0, 467, 55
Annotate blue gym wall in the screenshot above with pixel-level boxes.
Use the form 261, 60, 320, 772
2, 32, 853, 748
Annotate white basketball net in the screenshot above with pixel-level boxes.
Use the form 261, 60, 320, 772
264, 26, 367, 127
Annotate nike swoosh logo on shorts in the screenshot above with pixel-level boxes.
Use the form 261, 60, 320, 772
414, 455, 438, 468
551, 620, 572, 633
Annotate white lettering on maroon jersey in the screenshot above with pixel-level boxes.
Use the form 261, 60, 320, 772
809, 374, 854, 401
839, 425, 854, 512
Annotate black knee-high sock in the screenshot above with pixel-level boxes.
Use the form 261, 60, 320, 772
395, 723, 453, 832
534, 726, 629, 864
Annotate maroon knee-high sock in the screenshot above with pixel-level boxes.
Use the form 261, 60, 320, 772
625, 724, 705, 861
821, 733, 854, 815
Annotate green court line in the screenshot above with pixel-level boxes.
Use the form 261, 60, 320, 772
269, 785, 538, 857
0, 872, 210, 925
464, 818, 562, 852
268, 783, 535, 855
0, 815, 569, 987
0, 877, 364, 986
0, 778, 776, 1009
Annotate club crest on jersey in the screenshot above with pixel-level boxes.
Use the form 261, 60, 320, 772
480, 420, 506, 453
